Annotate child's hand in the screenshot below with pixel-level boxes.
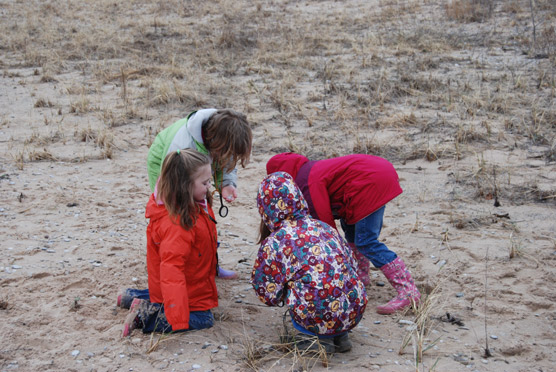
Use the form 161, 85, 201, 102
221, 185, 238, 202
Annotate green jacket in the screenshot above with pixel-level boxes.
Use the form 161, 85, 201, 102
146, 109, 237, 191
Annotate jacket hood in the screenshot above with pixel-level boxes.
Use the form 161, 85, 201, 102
145, 194, 169, 222
257, 172, 309, 231
186, 108, 218, 144
266, 153, 309, 179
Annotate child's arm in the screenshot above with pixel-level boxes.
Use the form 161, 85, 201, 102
221, 168, 237, 189
158, 232, 193, 331
309, 181, 336, 228
221, 168, 238, 201
251, 241, 287, 306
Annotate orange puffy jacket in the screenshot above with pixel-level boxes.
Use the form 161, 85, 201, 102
145, 194, 218, 331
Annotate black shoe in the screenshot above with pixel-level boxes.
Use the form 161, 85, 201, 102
294, 334, 335, 354
333, 333, 352, 353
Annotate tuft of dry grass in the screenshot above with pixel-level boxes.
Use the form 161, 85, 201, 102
238, 313, 331, 371
28, 148, 57, 162
34, 98, 54, 108
399, 286, 443, 370
445, 0, 494, 23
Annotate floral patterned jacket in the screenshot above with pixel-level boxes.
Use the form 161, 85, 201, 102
251, 172, 367, 336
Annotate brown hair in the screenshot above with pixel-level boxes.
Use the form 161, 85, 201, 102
257, 220, 271, 244
202, 109, 252, 172
157, 149, 212, 230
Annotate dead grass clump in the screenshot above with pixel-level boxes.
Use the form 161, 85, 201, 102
509, 182, 556, 204
400, 73, 444, 95
375, 113, 418, 129
445, 0, 494, 23
449, 160, 556, 206
39, 72, 58, 83
216, 24, 258, 51
69, 97, 94, 114
34, 98, 54, 108
240, 330, 330, 371
24, 130, 65, 146
352, 138, 402, 161
399, 285, 442, 369
76, 128, 115, 159
28, 148, 57, 162
455, 123, 490, 144
149, 79, 208, 108
528, 107, 556, 145
451, 213, 499, 230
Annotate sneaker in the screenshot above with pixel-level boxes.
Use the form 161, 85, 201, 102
121, 298, 144, 337
217, 267, 238, 280
333, 333, 352, 353
116, 289, 134, 309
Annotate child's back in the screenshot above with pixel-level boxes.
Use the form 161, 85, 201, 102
252, 172, 367, 337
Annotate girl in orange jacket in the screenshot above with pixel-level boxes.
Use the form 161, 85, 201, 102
121, 149, 219, 336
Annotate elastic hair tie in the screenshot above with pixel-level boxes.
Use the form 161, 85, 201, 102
176, 149, 180, 154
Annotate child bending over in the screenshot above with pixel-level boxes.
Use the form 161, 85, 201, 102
121, 149, 218, 337
251, 172, 367, 353
147, 109, 252, 279
266, 153, 421, 315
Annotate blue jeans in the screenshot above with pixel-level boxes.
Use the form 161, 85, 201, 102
123, 288, 214, 334
341, 206, 397, 268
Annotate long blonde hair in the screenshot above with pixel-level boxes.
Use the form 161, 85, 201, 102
158, 149, 212, 230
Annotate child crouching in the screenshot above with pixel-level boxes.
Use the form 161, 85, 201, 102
251, 172, 368, 353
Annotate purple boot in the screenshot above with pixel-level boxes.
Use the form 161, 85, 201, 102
376, 257, 420, 315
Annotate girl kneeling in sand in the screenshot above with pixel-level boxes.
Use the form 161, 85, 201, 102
120, 149, 218, 337
251, 172, 368, 353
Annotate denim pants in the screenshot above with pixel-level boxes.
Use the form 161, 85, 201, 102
123, 288, 214, 334
341, 206, 397, 268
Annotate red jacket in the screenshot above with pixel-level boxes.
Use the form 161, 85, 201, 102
266, 153, 402, 228
145, 194, 218, 331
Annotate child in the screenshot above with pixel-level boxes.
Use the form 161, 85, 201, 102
147, 108, 252, 279
251, 172, 367, 353
266, 153, 421, 315
121, 149, 219, 337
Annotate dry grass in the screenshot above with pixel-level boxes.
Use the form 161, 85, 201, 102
75, 127, 115, 159
239, 322, 331, 371
398, 288, 442, 370
2, 0, 554, 174
445, 0, 494, 23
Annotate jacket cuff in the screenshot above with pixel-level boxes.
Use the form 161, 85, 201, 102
171, 323, 190, 331
221, 180, 237, 188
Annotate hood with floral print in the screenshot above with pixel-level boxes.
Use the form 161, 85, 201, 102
257, 172, 309, 232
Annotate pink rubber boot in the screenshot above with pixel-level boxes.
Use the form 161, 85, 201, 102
349, 244, 371, 286
376, 257, 420, 315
